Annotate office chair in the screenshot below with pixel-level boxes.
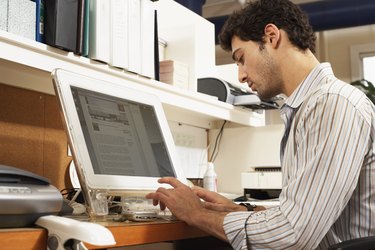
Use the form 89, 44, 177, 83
328, 236, 375, 250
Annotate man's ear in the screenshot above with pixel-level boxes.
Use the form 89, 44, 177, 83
264, 24, 280, 48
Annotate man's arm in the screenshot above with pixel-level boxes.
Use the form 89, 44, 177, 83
193, 186, 265, 212
145, 177, 229, 241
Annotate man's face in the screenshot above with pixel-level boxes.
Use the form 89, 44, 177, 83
231, 35, 283, 100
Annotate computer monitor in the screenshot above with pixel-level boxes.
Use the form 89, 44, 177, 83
52, 69, 187, 216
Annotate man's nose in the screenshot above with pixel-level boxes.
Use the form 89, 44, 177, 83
238, 66, 247, 83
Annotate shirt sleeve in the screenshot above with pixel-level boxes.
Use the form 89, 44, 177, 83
224, 86, 372, 249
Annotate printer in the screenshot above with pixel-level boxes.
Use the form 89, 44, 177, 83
197, 77, 279, 109
241, 166, 282, 200
0, 165, 63, 228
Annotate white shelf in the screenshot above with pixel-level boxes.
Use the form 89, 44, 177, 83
0, 30, 264, 129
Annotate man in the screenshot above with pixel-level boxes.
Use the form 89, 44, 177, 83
146, 0, 375, 249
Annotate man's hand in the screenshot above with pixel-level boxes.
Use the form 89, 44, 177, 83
145, 177, 205, 225
192, 186, 247, 212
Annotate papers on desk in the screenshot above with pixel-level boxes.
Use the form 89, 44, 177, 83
247, 199, 280, 208
219, 192, 243, 200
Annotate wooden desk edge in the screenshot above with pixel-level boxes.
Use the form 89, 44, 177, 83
0, 221, 208, 250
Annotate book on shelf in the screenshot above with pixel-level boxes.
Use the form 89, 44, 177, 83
160, 60, 189, 75
34, 0, 45, 42
44, 0, 79, 52
109, 0, 129, 69
76, 0, 86, 55
128, 0, 142, 74
154, 10, 160, 81
159, 60, 189, 89
82, 0, 90, 57
140, 0, 155, 79
160, 72, 189, 89
89, 0, 110, 63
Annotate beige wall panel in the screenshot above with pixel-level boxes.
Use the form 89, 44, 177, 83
0, 84, 44, 175
0, 83, 70, 191
43, 94, 71, 190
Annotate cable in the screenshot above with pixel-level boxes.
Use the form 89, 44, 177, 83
209, 120, 227, 162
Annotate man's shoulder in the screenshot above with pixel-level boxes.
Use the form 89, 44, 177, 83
298, 77, 374, 123
313, 78, 366, 106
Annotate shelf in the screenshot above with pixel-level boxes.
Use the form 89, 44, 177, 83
0, 30, 265, 129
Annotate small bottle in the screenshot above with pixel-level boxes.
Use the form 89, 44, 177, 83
203, 162, 217, 192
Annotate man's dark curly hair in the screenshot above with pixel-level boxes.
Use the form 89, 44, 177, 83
218, 0, 316, 53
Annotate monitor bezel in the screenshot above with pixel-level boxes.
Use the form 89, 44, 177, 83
52, 69, 188, 193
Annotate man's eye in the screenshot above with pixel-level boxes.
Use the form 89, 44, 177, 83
238, 56, 244, 65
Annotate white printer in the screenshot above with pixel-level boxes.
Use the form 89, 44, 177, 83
197, 77, 279, 110
241, 166, 282, 200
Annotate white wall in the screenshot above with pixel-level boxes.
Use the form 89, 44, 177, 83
316, 24, 375, 83
209, 124, 284, 194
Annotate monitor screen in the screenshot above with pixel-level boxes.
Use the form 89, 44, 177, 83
71, 86, 175, 178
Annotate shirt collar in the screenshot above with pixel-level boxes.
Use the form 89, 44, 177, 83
282, 62, 334, 110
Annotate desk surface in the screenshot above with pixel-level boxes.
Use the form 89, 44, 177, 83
0, 220, 207, 250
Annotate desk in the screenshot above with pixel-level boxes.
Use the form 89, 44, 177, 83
0, 220, 207, 250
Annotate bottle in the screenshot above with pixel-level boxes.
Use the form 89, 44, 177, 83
203, 162, 217, 192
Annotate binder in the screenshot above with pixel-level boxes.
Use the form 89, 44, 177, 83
89, 0, 110, 63
140, 0, 155, 79
76, 0, 86, 55
35, 0, 44, 42
110, 0, 129, 69
82, 0, 90, 57
154, 9, 160, 81
44, 0, 79, 52
128, 0, 141, 74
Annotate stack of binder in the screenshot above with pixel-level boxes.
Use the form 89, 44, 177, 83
42, 0, 156, 79
88, 0, 155, 79
1, 0, 158, 80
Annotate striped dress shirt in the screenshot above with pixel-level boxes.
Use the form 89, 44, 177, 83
223, 63, 375, 249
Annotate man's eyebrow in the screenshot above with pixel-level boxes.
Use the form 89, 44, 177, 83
232, 48, 241, 61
